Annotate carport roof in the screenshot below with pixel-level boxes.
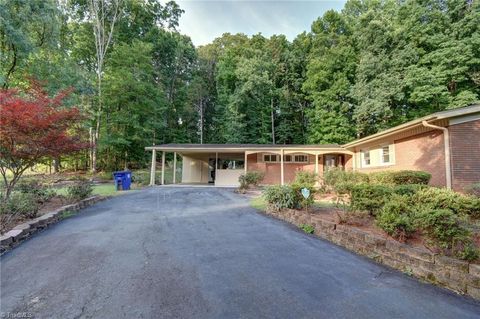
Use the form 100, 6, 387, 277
145, 143, 343, 152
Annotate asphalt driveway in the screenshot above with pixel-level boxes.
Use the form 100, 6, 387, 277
1, 187, 479, 318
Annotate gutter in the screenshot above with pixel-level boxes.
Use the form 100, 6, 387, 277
421, 121, 452, 189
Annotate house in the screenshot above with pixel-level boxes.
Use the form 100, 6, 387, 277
343, 104, 480, 191
146, 104, 480, 191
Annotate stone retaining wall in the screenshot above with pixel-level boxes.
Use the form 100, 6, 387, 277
264, 208, 480, 300
0, 196, 106, 255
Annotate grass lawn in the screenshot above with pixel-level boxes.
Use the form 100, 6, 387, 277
55, 184, 128, 197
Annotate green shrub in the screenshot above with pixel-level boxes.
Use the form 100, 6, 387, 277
293, 171, 317, 188
350, 184, 392, 215
299, 224, 315, 234
67, 180, 93, 201
263, 185, 296, 211
132, 171, 149, 185
16, 180, 56, 204
0, 192, 39, 218
414, 207, 478, 260
376, 195, 416, 241
393, 184, 427, 196
368, 171, 396, 185
244, 171, 264, 186
413, 187, 480, 218
465, 182, 480, 197
239, 171, 265, 190
390, 170, 431, 185
323, 168, 368, 195
290, 183, 314, 208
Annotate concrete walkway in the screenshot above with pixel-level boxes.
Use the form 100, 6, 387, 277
1, 187, 479, 318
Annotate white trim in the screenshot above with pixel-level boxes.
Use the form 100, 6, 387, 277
449, 113, 480, 126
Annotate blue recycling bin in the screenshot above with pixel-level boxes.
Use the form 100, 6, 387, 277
113, 171, 132, 191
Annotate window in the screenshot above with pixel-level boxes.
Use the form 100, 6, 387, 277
381, 145, 390, 164
362, 150, 371, 166
284, 155, 292, 162
294, 155, 308, 163
264, 154, 278, 162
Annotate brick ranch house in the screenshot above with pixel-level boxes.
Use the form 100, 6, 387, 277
146, 104, 480, 191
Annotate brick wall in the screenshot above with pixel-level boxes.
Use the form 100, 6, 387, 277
449, 119, 480, 192
264, 208, 480, 300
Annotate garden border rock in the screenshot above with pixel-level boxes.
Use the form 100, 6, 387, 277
0, 196, 107, 255
263, 207, 480, 300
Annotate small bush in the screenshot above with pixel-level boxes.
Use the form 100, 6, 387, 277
350, 184, 392, 215
0, 192, 39, 218
263, 185, 296, 211
299, 224, 315, 234
16, 180, 56, 204
67, 180, 93, 201
239, 171, 265, 190
368, 171, 396, 185
293, 171, 317, 188
390, 170, 431, 185
415, 208, 478, 260
132, 171, 149, 186
413, 187, 480, 218
393, 184, 427, 196
465, 183, 480, 197
376, 195, 416, 241
244, 171, 264, 186
291, 183, 314, 208
323, 168, 368, 195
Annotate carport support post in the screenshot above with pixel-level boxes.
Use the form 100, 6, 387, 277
244, 151, 247, 174
315, 153, 319, 175
173, 152, 177, 184
149, 150, 157, 186
280, 149, 284, 185
161, 151, 165, 185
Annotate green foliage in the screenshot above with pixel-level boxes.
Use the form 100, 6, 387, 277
350, 184, 392, 216
239, 171, 264, 190
413, 187, 480, 218
293, 171, 317, 188
465, 183, 480, 197
393, 184, 427, 196
414, 208, 476, 260
263, 185, 296, 211
376, 195, 416, 241
323, 168, 368, 194
299, 224, 315, 234
67, 180, 93, 201
390, 171, 432, 185
0, 192, 39, 218
16, 180, 56, 204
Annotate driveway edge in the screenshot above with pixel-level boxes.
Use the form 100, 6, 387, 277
0, 196, 108, 255
260, 207, 480, 301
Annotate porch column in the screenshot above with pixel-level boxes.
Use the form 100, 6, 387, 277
161, 151, 165, 185
315, 153, 319, 175
149, 150, 156, 186
280, 149, 284, 185
244, 152, 247, 174
173, 152, 177, 184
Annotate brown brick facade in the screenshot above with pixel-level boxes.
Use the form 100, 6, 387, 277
449, 119, 480, 191
355, 130, 447, 187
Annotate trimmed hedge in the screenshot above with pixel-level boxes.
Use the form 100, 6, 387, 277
393, 184, 427, 196
350, 184, 393, 215
263, 185, 296, 211
376, 194, 415, 241
391, 170, 431, 185
413, 187, 480, 218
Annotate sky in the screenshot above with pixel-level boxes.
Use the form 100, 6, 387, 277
176, 1, 347, 46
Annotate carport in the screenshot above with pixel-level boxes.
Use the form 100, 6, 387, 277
145, 144, 353, 187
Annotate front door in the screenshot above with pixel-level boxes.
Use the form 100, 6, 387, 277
323, 154, 345, 171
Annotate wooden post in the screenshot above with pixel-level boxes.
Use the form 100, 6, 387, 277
173, 152, 177, 184
315, 153, 319, 175
149, 150, 156, 186
161, 151, 165, 185
244, 152, 247, 174
280, 149, 284, 185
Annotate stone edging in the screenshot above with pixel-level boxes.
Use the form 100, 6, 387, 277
263, 208, 480, 300
0, 196, 107, 255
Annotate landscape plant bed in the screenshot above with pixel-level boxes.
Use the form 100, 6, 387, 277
0, 196, 107, 255
260, 204, 480, 300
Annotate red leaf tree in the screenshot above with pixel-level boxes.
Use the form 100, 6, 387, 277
0, 83, 87, 200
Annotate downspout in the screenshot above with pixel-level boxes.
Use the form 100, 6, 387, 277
421, 121, 452, 189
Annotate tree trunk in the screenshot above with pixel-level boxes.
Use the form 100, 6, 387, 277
271, 98, 275, 144
53, 157, 60, 173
